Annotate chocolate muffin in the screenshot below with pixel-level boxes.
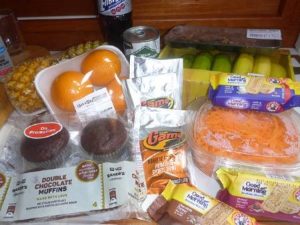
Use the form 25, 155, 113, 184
21, 127, 70, 168
80, 118, 128, 161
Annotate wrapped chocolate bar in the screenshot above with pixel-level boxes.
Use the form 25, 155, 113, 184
209, 73, 300, 112
148, 181, 257, 225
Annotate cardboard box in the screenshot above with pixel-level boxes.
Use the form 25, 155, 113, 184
159, 45, 295, 108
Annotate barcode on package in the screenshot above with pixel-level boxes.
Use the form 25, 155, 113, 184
247, 29, 282, 40
73, 88, 116, 123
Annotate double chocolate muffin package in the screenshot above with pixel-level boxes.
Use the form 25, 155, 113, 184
0, 112, 147, 223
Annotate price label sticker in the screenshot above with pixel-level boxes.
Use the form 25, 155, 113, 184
74, 88, 116, 123
247, 29, 282, 40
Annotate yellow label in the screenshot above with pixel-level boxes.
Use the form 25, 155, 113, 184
142, 131, 184, 151
161, 181, 256, 224
161, 181, 218, 214
217, 168, 300, 202
210, 73, 300, 94
288, 187, 300, 205
227, 211, 256, 225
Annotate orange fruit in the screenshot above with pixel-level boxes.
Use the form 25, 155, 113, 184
81, 49, 121, 86
106, 77, 126, 114
51, 71, 94, 112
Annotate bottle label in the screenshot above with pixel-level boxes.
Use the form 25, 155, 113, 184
0, 36, 13, 80
98, 0, 132, 16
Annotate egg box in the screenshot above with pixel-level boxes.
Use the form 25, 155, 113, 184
35, 45, 129, 127
159, 44, 295, 108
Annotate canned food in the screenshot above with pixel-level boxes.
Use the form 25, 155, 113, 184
123, 26, 160, 58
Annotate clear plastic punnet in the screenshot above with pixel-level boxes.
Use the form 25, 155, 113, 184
185, 98, 300, 176
35, 45, 129, 129
0, 111, 148, 223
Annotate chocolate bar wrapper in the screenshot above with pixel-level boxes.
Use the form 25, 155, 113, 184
209, 73, 300, 112
216, 168, 300, 223
148, 181, 257, 225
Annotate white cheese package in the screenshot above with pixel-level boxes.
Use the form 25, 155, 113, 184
122, 56, 183, 110
0, 112, 147, 223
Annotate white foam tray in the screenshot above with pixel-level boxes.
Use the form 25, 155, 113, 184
34, 45, 129, 126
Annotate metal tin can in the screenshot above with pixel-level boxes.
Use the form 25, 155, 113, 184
123, 26, 160, 58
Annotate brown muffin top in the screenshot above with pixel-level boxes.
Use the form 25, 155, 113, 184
80, 118, 128, 155
21, 127, 69, 162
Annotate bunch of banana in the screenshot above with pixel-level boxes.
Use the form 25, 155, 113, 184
232, 53, 254, 75
181, 51, 287, 79
191, 52, 214, 70
182, 54, 195, 68
252, 55, 271, 77
211, 54, 232, 73
271, 62, 287, 78
57, 40, 103, 61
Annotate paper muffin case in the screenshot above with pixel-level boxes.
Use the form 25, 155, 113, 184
79, 116, 132, 164
87, 142, 131, 163
22, 141, 73, 171
80, 138, 130, 163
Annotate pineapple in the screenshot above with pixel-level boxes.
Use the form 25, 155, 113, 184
58, 40, 103, 61
5, 56, 55, 114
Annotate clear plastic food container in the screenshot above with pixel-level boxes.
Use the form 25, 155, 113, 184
35, 45, 129, 127
185, 99, 300, 176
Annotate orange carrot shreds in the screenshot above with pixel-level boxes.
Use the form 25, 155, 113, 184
193, 103, 300, 164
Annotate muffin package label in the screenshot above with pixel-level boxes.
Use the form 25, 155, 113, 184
24, 122, 63, 139
216, 168, 300, 223
0, 161, 138, 221
123, 56, 183, 110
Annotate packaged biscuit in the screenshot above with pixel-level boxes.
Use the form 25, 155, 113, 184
209, 73, 300, 112
216, 168, 300, 223
123, 56, 183, 110
148, 181, 257, 225
134, 107, 189, 194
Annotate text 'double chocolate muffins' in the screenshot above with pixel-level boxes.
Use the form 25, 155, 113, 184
21, 127, 70, 168
80, 118, 128, 161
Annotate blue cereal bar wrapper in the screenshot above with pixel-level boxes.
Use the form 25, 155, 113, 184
209, 73, 300, 112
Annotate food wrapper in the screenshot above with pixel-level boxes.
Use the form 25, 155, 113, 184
209, 73, 300, 112
217, 168, 300, 223
0, 112, 147, 223
122, 56, 183, 110
164, 25, 282, 50
147, 181, 257, 225
134, 107, 189, 195
184, 99, 300, 177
